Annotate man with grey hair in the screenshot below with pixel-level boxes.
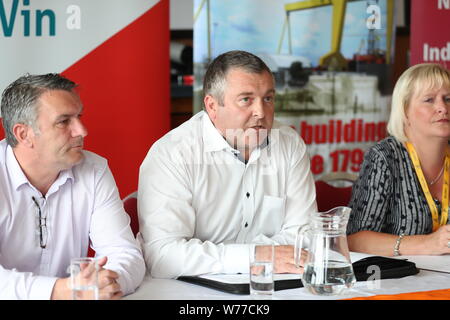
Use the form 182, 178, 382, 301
0, 73, 145, 299
138, 50, 316, 278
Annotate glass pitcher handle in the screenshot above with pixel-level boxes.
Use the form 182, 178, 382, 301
294, 224, 309, 267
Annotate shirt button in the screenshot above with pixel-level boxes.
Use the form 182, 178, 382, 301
245, 222, 248, 228
246, 192, 250, 198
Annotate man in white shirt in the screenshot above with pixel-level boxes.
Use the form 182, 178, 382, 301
138, 50, 317, 278
0, 73, 145, 299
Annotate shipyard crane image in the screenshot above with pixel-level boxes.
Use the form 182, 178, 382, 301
278, 0, 394, 70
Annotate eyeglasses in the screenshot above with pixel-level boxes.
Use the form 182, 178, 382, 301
32, 196, 47, 249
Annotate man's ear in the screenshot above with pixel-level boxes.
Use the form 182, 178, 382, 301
12, 123, 34, 147
204, 95, 218, 121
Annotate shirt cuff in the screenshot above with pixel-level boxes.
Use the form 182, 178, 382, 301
222, 244, 249, 274
29, 276, 59, 300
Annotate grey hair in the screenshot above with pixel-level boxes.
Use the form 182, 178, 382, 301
203, 50, 273, 106
387, 63, 450, 142
1, 73, 77, 147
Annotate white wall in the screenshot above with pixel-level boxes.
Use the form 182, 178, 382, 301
395, 0, 406, 27
170, 0, 193, 30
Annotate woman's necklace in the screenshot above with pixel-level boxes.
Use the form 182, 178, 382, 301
429, 164, 445, 186
405, 142, 450, 231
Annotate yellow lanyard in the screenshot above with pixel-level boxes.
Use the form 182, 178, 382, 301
405, 142, 450, 231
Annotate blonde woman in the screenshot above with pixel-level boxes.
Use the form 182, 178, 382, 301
347, 63, 450, 256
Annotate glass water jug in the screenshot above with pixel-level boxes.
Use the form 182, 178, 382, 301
295, 206, 356, 295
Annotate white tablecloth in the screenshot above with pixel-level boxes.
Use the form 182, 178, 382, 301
125, 254, 450, 300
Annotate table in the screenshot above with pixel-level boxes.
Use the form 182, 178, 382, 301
125, 254, 450, 300
125, 270, 450, 300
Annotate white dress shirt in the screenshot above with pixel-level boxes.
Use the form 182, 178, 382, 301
138, 111, 317, 278
0, 139, 145, 299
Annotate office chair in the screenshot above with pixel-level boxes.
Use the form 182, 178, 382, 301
315, 172, 358, 212
123, 191, 139, 237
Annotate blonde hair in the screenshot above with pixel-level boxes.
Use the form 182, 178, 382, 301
387, 63, 450, 142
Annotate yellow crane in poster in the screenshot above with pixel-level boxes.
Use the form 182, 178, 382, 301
278, 0, 394, 70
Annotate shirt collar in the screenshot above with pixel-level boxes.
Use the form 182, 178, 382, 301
202, 111, 235, 153
6, 144, 75, 192
6, 145, 28, 190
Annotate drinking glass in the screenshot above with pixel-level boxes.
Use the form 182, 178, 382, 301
70, 257, 99, 300
249, 244, 274, 297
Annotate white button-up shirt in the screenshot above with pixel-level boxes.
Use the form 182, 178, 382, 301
0, 140, 145, 299
138, 111, 316, 278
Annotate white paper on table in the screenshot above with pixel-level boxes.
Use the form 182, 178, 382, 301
394, 254, 450, 273
198, 252, 377, 284
198, 273, 301, 284
349, 251, 376, 263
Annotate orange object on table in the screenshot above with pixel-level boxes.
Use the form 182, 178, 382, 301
346, 288, 450, 300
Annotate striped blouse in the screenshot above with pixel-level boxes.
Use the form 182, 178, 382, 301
347, 136, 448, 236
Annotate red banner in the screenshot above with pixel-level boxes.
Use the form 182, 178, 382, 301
411, 0, 450, 68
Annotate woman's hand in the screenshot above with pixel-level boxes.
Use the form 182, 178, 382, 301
424, 225, 450, 255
